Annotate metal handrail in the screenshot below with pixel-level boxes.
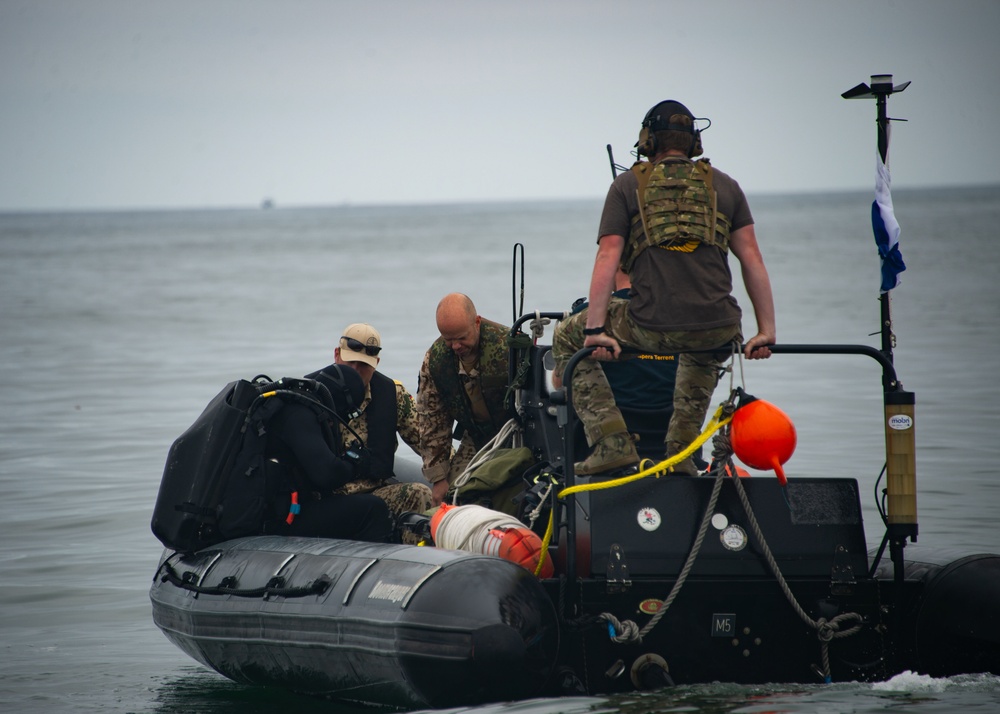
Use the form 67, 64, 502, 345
557, 340, 909, 598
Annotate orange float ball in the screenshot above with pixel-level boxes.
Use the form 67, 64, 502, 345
498, 527, 555, 578
730, 398, 797, 486
429, 503, 455, 542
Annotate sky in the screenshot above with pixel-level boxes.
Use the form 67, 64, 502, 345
1, 0, 998, 212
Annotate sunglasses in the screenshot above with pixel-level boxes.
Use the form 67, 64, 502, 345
341, 336, 382, 357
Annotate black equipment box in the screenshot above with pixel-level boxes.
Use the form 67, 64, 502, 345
576, 476, 868, 579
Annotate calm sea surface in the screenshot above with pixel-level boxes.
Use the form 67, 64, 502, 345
2, 188, 1000, 712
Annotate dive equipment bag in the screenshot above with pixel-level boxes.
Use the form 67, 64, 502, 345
150, 376, 336, 553
454, 446, 536, 517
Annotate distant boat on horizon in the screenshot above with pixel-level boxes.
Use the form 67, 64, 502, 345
260, 198, 275, 210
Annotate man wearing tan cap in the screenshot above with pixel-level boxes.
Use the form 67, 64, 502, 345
333, 323, 433, 529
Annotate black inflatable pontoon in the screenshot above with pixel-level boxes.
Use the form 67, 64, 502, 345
150, 536, 558, 709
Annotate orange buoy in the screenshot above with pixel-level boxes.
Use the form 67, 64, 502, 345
429, 502, 454, 541
495, 527, 555, 578
730, 397, 797, 486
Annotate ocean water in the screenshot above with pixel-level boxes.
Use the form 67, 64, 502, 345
1, 187, 999, 713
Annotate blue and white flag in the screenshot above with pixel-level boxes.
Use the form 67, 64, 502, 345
872, 148, 905, 293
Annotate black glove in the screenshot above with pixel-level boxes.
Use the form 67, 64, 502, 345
343, 441, 372, 480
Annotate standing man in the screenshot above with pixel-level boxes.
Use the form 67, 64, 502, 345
417, 294, 516, 505
333, 323, 433, 525
553, 99, 776, 476
561, 268, 709, 470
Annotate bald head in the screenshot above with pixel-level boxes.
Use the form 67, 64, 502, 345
436, 293, 481, 359
436, 293, 476, 326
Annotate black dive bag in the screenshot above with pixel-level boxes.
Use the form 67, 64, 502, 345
151, 379, 261, 552
151, 376, 336, 553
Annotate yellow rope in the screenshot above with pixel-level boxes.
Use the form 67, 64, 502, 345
533, 403, 734, 576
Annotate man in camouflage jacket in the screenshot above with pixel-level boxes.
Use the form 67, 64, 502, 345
417, 294, 515, 505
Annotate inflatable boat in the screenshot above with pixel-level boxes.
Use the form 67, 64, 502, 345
150, 76, 1000, 708
149, 314, 1000, 708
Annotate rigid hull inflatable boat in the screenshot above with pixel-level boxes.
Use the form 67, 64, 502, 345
149, 313, 1000, 708
150, 75, 1000, 708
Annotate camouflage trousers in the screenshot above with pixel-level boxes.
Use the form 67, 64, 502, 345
347, 481, 434, 545
552, 298, 741, 472
372, 481, 434, 516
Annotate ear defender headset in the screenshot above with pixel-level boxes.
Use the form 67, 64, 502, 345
635, 99, 709, 158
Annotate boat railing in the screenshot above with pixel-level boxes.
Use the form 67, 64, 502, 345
508, 316, 917, 589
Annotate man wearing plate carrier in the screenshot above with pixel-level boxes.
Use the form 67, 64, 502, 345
552, 99, 776, 477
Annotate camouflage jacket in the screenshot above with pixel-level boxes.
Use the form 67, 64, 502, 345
335, 372, 421, 495
417, 319, 514, 483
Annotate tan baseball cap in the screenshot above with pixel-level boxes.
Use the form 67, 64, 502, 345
339, 323, 382, 368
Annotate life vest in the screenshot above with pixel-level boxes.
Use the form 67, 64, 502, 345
151, 376, 338, 552
361, 370, 399, 479
427, 319, 514, 449
623, 157, 732, 273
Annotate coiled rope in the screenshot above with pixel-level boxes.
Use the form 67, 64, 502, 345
432, 504, 525, 554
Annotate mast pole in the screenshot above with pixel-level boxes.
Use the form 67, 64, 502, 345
843, 74, 910, 378
842, 75, 917, 588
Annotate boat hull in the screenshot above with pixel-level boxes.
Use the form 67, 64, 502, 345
150, 536, 560, 709
151, 499, 1000, 707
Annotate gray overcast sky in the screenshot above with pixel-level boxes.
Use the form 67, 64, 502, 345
1, 0, 998, 212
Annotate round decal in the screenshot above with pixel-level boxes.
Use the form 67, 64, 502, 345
711, 513, 729, 530
637, 507, 662, 532
888, 414, 913, 431
639, 599, 664, 614
720, 524, 748, 551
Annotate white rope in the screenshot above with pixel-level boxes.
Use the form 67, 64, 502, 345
524, 480, 554, 529
732, 338, 745, 392
449, 418, 521, 503
528, 311, 551, 341
433, 504, 524, 554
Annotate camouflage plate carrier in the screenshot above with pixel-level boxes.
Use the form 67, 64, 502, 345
623, 157, 732, 273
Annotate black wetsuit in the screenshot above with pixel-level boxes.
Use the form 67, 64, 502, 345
261, 401, 393, 542
240, 365, 393, 543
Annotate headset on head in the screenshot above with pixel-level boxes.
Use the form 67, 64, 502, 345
635, 99, 708, 159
